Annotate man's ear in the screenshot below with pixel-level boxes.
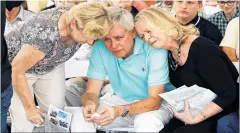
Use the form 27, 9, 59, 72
197, 2, 203, 11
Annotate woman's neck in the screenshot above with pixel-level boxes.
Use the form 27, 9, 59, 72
169, 35, 197, 66
168, 39, 180, 54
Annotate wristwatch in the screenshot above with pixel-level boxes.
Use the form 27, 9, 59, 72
121, 105, 129, 117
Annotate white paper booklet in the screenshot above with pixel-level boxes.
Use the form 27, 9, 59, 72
47, 105, 72, 132
159, 85, 217, 116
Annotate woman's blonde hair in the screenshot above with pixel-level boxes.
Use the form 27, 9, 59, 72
135, 7, 199, 42
66, 2, 112, 39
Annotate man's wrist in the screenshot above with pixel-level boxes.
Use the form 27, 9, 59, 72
114, 105, 124, 117
84, 100, 96, 107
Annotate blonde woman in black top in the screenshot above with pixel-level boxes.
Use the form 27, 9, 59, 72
135, 7, 238, 133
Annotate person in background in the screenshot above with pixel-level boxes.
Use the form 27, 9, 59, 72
132, 0, 148, 11
218, 18, 239, 133
135, 7, 238, 133
26, 0, 48, 13
209, 0, 239, 36
144, 0, 157, 7
42, 0, 87, 10
175, 0, 222, 45
6, 2, 111, 132
21, 0, 28, 10
55, 0, 86, 7
5, 0, 35, 36
110, 0, 139, 17
1, 1, 28, 133
202, 0, 221, 19
220, 17, 239, 62
155, 0, 175, 16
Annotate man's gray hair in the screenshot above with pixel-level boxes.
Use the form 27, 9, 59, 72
107, 6, 134, 31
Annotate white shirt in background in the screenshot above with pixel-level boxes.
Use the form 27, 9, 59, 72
220, 17, 239, 60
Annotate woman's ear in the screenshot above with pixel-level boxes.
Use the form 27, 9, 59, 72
70, 20, 76, 30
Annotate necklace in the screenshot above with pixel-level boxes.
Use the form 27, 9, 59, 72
169, 42, 182, 71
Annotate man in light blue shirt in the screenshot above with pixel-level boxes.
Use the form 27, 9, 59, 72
87, 31, 169, 102
70, 7, 173, 132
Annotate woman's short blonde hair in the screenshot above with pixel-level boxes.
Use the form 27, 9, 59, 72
66, 2, 112, 39
135, 7, 199, 42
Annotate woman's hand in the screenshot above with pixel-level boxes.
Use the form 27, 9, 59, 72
25, 106, 44, 125
173, 102, 197, 125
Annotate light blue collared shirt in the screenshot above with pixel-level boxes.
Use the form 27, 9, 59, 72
87, 35, 170, 102
5, 6, 35, 36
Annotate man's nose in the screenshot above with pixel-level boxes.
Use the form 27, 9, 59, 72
111, 41, 118, 49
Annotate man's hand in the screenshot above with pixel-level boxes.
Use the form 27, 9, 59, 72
82, 100, 97, 123
92, 108, 113, 126
92, 105, 123, 126
25, 106, 44, 125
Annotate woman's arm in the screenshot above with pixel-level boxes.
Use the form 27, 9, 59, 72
220, 18, 239, 62
12, 44, 45, 124
175, 47, 237, 124
193, 49, 237, 122
222, 47, 238, 62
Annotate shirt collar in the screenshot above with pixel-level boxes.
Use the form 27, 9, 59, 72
17, 6, 24, 21
8, 6, 24, 23
132, 35, 144, 55
186, 15, 200, 26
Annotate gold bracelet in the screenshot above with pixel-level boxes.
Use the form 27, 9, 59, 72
199, 111, 206, 120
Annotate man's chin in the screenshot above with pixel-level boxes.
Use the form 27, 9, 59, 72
113, 53, 125, 58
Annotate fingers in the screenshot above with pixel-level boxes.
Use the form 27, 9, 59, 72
93, 110, 112, 126
98, 108, 107, 115
95, 116, 112, 125
173, 110, 180, 118
185, 102, 190, 112
93, 108, 109, 122
30, 114, 44, 125
97, 119, 112, 126
83, 106, 94, 122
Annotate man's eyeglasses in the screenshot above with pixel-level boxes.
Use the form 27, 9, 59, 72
218, 1, 236, 6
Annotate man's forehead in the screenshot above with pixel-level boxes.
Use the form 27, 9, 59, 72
107, 25, 129, 36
